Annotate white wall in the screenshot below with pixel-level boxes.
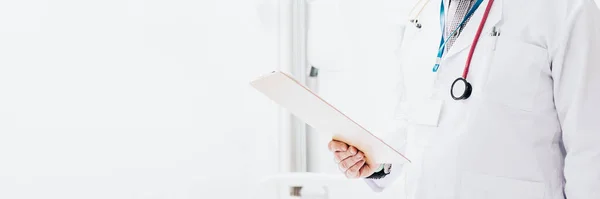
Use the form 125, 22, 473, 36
0, 0, 280, 198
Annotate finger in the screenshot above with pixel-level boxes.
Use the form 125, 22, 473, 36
334, 146, 358, 162
338, 152, 364, 171
348, 146, 358, 155
345, 160, 366, 179
328, 140, 348, 152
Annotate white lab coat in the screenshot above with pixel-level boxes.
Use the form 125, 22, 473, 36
365, 0, 600, 198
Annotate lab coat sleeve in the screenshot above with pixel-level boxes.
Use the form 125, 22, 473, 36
363, 119, 409, 192
364, 164, 405, 192
361, 0, 418, 191
552, 1, 600, 198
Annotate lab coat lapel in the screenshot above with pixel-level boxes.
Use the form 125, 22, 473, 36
444, 0, 503, 59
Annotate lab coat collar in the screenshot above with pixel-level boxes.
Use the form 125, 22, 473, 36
444, 0, 503, 59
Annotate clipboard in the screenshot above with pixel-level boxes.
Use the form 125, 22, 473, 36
250, 71, 410, 165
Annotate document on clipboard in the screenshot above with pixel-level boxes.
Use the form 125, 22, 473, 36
250, 71, 410, 165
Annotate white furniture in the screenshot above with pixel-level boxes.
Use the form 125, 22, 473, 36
253, 173, 368, 199
253, 173, 399, 199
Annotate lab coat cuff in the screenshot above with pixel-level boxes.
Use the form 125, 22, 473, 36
363, 164, 403, 192
366, 164, 392, 179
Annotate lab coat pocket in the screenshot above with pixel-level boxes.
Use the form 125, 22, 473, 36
460, 172, 545, 199
483, 38, 549, 112
396, 99, 443, 127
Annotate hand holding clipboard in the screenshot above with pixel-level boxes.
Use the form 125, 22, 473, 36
250, 71, 410, 166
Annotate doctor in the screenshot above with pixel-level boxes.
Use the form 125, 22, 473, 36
328, 0, 600, 198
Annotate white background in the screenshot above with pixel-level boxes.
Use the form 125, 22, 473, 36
0, 0, 280, 198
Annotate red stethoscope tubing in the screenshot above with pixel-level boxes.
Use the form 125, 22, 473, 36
462, 0, 495, 79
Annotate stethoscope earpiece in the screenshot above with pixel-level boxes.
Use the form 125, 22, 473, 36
409, 19, 422, 29
450, 77, 472, 100
408, 0, 432, 29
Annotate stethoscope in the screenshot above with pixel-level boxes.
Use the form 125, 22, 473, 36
408, 0, 433, 29
412, 0, 495, 100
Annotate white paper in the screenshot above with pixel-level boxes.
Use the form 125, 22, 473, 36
250, 71, 410, 164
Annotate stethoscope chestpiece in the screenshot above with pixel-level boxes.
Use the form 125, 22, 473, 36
450, 77, 472, 100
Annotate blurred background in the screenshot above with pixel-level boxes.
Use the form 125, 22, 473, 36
0, 0, 598, 199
